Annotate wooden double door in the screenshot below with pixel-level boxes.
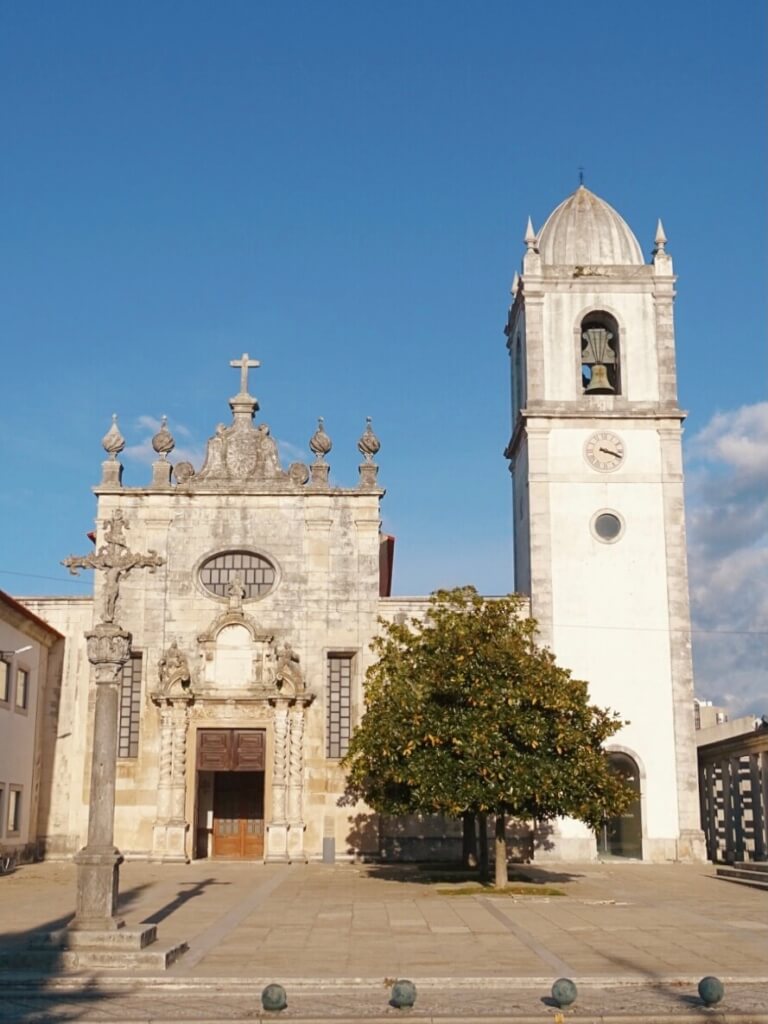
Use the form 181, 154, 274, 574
197, 729, 267, 860
212, 771, 265, 859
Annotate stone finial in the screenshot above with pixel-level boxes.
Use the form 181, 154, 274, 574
653, 218, 667, 255
101, 414, 125, 460
309, 417, 332, 463
152, 416, 175, 460
524, 217, 537, 252
357, 417, 380, 464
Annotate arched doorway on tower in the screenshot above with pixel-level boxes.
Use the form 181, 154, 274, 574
597, 751, 643, 859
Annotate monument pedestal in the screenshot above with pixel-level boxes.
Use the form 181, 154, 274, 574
266, 822, 289, 861
70, 847, 125, 932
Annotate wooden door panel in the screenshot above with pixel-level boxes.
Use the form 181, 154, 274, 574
197, 730, 232, 771
234, 730, 266, 770
212, 771, 265, 858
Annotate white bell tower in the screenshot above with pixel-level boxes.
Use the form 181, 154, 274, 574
505, 185, 705, 862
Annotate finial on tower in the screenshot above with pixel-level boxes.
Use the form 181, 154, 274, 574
102, 414, 125, 460
578, 165, 585, 187
524, 217, 537, 252
653, 218, 668, 255
152, 415, 175, 460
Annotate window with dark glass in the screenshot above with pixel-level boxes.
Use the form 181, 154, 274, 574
199, 551, 276, 599
0, 660, 9, 704
118, 653, 143, 758
326, 654, 353, 759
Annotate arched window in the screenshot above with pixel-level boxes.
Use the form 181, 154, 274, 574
597, 751, 642, 858
581, 311, 621, 395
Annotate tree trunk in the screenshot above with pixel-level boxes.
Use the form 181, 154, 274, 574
478, 812, 489, 882
462, 812, 477, 869
494, 812, 507, 888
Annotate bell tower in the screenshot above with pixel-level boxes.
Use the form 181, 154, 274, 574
505, 185, 705, 862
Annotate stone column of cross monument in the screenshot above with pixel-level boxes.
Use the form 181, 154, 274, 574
63, 510, 164, 930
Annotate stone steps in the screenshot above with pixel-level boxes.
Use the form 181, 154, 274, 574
715, 862, 768, 891
0, 941, 187, 971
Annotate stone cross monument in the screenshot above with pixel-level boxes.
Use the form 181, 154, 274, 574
63, 511, 164, 931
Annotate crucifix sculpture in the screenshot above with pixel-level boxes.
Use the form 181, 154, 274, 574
63, 509, 164, 624
61, 510, 165, 932
230, 352, 260, 395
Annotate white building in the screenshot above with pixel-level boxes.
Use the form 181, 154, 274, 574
506, 185, 704, 861
0, 589, 62, 862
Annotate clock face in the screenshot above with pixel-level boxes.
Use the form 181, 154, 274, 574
584, 431, 625, 473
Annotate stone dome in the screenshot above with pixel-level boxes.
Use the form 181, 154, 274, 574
537, 185, 644, 266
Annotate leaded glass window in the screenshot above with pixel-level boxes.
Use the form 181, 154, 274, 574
326, 654, 353, 759
118, 653, 143, 759
199, 551, 276, 600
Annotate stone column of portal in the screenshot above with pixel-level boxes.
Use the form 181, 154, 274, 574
287, 703, 307, 861
71, 623, 131, 931
266, 699, 290, 861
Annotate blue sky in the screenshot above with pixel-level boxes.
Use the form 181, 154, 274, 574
1, 1, 765, 713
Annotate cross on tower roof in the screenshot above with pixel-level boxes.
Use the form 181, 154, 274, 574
230, 352, 260, 395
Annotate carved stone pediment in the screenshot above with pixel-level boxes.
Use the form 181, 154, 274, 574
196, 419, 289, 484
195, 607, 313, 704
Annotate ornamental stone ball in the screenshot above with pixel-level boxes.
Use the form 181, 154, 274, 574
309, 417, 332, 462
101, 413, 125, 460
551, 977, 578, 1008
261, 983, 287, 1012
390, 979, 416, 1009
152, 415, 175, 459
357, 416, 380, 463
698, 976, 724, 1006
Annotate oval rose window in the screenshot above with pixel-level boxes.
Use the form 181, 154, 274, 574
199, 551, 276, 600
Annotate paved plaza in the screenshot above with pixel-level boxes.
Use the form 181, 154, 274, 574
0, 859, 766, 1020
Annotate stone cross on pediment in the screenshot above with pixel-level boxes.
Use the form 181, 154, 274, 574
230, 352, 260, 395
62, 510, 164, 626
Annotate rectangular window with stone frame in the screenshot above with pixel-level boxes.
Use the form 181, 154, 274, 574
7, 786, 22, 836
326, 653, 354, 759
0, 660, 9, 706
118, 653, 143, 759
14, 667, 30, 712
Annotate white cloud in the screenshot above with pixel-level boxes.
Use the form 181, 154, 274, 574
686, 403, 768, 717
123, 416, 205, 469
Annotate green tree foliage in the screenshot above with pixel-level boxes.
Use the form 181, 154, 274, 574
343, 587, 632, 882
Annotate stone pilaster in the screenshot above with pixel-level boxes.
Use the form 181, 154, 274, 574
287, 703, 307, 861
266, 699, 290, 861
151, 700, 192, 862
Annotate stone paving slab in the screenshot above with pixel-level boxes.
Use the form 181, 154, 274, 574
0, 858, 766, 1020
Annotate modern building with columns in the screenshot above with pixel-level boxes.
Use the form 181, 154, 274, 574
21, 185, 705, 864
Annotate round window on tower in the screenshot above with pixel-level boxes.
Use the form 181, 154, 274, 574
198, 550, 277, 600
591, 510, 625, 544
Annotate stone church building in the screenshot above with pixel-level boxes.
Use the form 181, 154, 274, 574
19, 186, 704, 865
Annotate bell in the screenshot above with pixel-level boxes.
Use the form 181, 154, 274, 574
585, 363, 614, 392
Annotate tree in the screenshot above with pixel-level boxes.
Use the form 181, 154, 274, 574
342, 587, 633, 887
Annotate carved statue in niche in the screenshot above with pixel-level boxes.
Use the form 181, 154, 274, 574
227, 572, 246, 611
157, 641, 193, 698
275, 642, 305, 695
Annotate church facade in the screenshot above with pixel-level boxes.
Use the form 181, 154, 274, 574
22, 186, 705, 865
